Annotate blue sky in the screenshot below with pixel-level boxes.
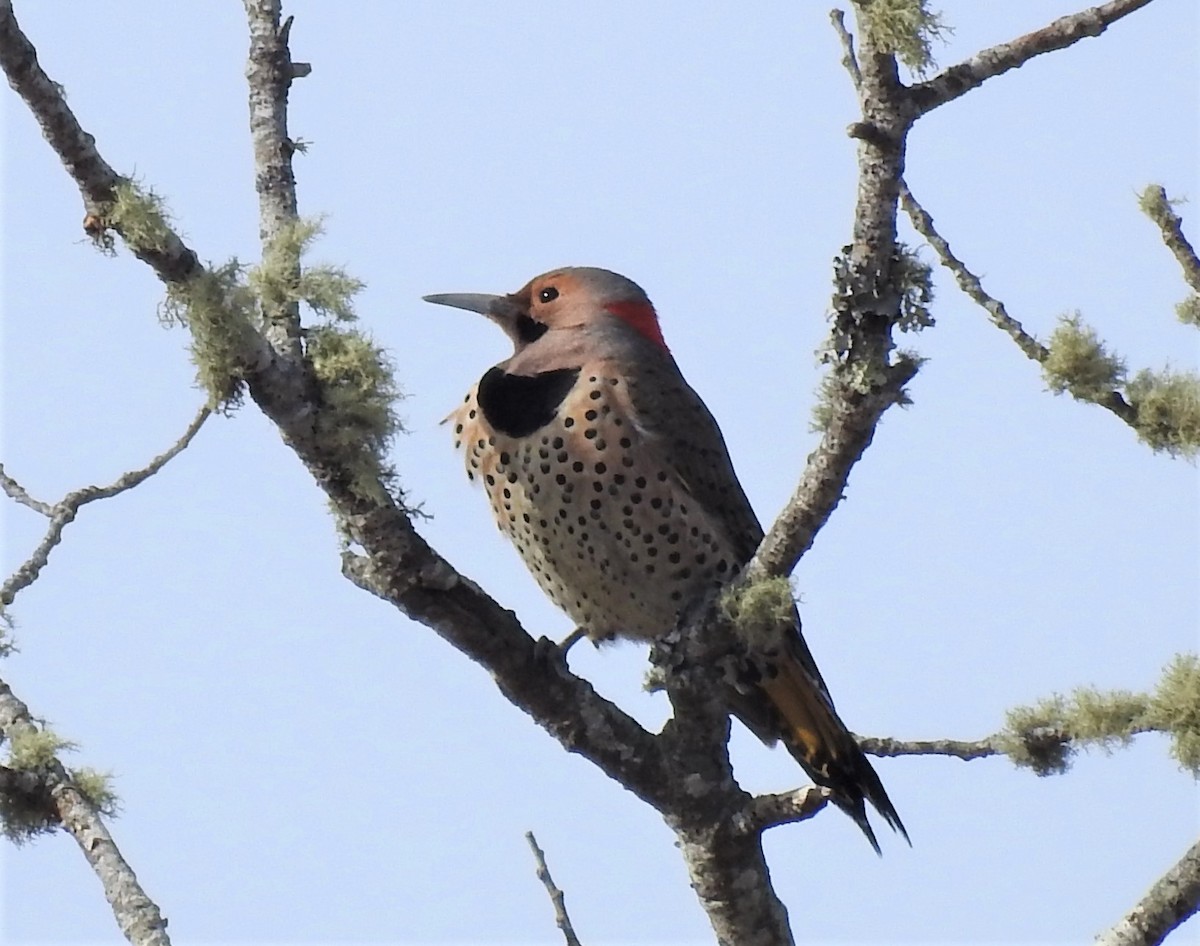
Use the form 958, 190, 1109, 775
2, 2, 1198, 943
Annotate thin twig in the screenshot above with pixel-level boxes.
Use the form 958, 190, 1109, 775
1141, 185, 1200, 295
0, 677, 170, 946
829, 9, 861, 88
1, 405, 210, 608
1096, 836, 1200, 946
525, 832, 583, 946
899, 181, 1048, 363
0, 466, 52, 516
898, 178, 1140, 427
858, 734, 999, 762
908, 0, 1155, 118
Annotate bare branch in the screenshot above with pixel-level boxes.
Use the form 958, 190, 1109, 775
525, 832, 583, 946
243, 0, 304, 357
898, 179, 1142, 427
0, 2, 199, 280
0, 677, 170, 946
748, 360, 918, 579
1097, 836, 1200, 946
0, 465, 52, 516
858, 734, 999, 762
829, 9, 861, 88
3, 406, 209, 607
909, 0, 1156, 117
742, 785, 831, 834
1, 406, 210, 608
1140, 186, 1200, 296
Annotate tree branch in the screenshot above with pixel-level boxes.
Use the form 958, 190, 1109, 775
747, 6, 922, 582
525, 832, 583, 946
908, 0, 1156, 118
747, 359, 918, 579
1, 405, 210, 608
0, 465, 52, 515
243, 0, 304, 357
0, 677, 170, 946
1140, 186, 1200, 296
898, 179, 1143, 427
1097, 836, 1200, 946
858, 734, 999, 762
741, 785, 831, 834
0, 1, 200, 281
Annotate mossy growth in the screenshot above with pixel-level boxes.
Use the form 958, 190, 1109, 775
8, 729, 76, 769
0, 610, 14, 658
857, 0, 951, 75
894, 243, 935, 333
720, 576, 795, 643
1176, 295, 1200, 327
1145, 653, 1200, 775
1041, 314, 1127, 402
996, 686, 1150, 776
1, 730, 119, 843
1125, 367, 1200, 459
248, 218, 365, 324
160, 259, 260, 409
70, 767, 120, 817
810, 372, 842, 432
94, 178, 177, 256
306, 324, 403, 501
997, 656, 1200, 778
1137, 184, 1181, 227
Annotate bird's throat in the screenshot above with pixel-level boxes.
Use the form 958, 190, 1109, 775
476, 366, 581, 438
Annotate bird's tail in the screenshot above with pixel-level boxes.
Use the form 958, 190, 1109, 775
760, 656, 908, 855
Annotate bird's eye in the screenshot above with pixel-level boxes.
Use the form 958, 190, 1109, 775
538, 286, 559, 303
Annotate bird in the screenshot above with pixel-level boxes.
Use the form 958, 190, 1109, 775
424, 266, 907, 852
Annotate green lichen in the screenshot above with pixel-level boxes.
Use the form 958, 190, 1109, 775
1, 734, 120, 842
894, 243, 935, 333
306, 325, 404, 501
720, 576, 795, 641
857, 0, 950, 75
809, 372, 841, 432
1145, 653, 1200, 775
1137, 184, 1182, 225
101, 179, 177, 256
1125, 367, 1200, 458
997, 686, 1150, 776
1176, 295, 1200, 327
8, 729, 76, 769
1041, 314, 1127, 402
248, 218, 365, 324
160, 260, 259, 409
69, 767, 120, 817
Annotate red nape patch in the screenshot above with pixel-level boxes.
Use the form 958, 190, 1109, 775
604, 300, 669, 352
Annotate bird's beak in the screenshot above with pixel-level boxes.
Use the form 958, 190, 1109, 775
421, 292, 505, 316
423, 291, 530, 343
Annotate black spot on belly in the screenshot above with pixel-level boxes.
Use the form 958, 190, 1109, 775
477, 366, 580, 438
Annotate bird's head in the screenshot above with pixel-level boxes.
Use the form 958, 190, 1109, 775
423, 266, 669, 356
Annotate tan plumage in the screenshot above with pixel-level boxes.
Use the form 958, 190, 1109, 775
426, 267, 907, 852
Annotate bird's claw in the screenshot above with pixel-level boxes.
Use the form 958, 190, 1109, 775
533, 626, 592, 673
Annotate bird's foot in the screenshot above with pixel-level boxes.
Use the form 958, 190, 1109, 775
533, 626, 593, 673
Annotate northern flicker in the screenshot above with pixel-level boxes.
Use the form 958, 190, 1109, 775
424, 267, 907, 852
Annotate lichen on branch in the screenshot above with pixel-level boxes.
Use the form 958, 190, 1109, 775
854, 0, 950, 75
1042, 313, 1127, 401
996, 654, 1200, 776
2, 728, 117, 843
305, 325, 403, 501
247, 217, 364, 323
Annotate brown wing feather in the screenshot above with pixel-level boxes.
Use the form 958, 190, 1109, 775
614, 353, 907, 851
